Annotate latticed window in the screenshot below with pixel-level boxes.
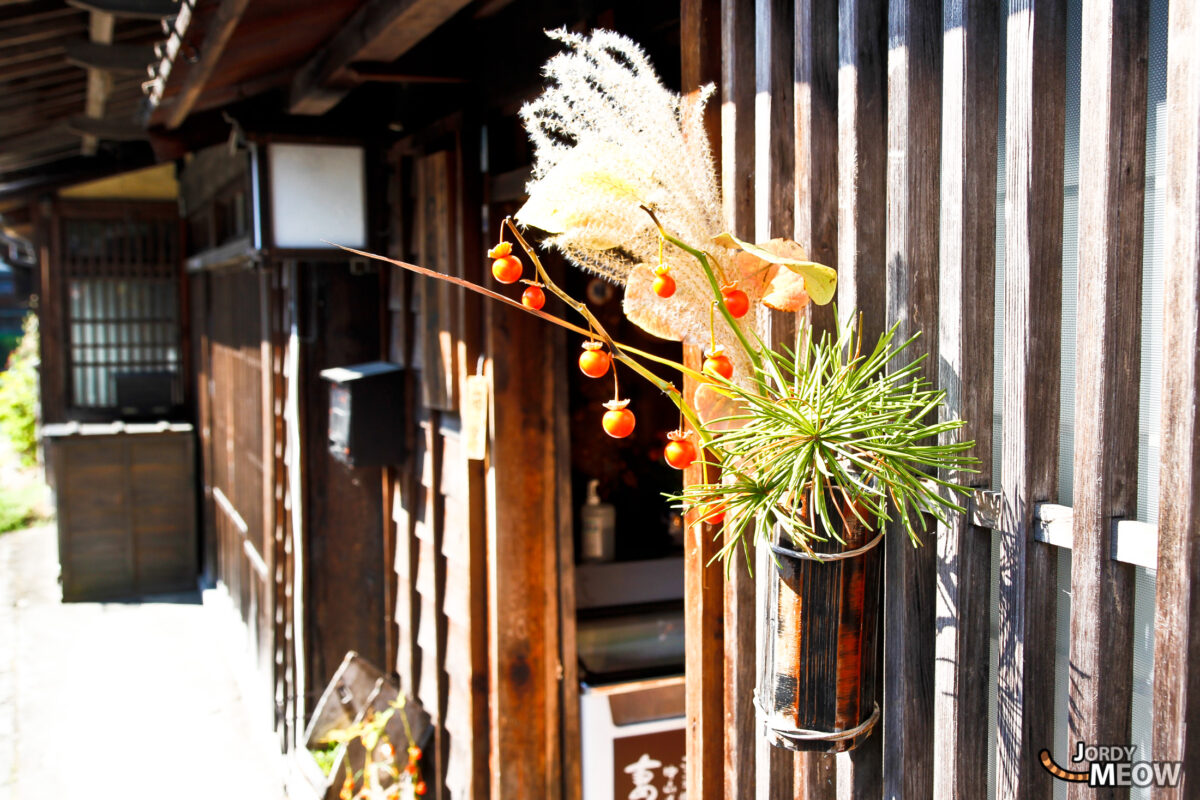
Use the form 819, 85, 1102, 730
59, 206, 182, 415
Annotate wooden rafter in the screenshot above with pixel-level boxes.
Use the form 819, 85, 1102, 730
161, 0, 250, 129
288, 0, 474, 116
64, 39, 155, 73
66, 0, 178, 19
67, 114, 148, 141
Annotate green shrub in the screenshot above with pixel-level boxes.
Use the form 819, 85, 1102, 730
0, 481, 41, 533
0, 313, 40, 466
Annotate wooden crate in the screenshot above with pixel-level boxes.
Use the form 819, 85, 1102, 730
43, 421, 197, 601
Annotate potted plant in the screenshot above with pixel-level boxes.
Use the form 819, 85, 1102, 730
342, 28, 975, 752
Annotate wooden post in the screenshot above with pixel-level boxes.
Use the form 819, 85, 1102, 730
753, 0, 797, 798
681, 2, 726, 798
793, 2, 839, 793
883, 0, 941, 796
997, 1, 1066, 797
933, 1, 999, 797
1068, 1, 1148, 797
1152, 0, 1200, 793
721, 0, 757, 797
836, 0, 886, 795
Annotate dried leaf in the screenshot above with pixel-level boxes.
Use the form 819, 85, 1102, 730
761, 267, 811, 312
713, 232, 837, 305
623, 264, 685, 341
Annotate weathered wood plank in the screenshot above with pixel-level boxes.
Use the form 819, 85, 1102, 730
753, 1, 797, 798
793, 7, 839, 797
63, 40, 151, 73
65, 0, 174, 19
1153, 0, 1200, 793
486, 274, 561, 799
681, 2, 726, 798
836, 0, 887, 344
794, 0, 838, 345
997, 1, 1066, 797
883, 0, 941, 796
720, 0, 756, 797
933, 0, 998, 797
835, 0, 886, 795
1067, 1, 1147, 796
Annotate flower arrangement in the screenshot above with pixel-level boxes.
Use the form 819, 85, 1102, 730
342, 28, 975, 569
315, 697, 427, 800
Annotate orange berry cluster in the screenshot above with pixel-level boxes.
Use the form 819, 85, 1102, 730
488, 241, 545, 310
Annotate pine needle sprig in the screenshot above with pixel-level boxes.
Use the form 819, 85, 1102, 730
675, 311, 978, 569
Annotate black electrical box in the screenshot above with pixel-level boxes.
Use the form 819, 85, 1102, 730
320, 361, 405, 467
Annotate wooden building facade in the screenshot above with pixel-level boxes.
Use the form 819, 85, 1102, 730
3, 0, 1199, 798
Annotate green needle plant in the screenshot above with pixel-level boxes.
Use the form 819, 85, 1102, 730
679, 312, 977, 571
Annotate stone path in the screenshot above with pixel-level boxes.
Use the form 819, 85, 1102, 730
0, 524, 287, 800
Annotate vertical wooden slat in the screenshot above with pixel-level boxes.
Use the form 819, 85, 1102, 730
1153, 0, 1200, 792
1068, 1, 1148, 796
884, 0, 941, 796
753, 1, 797, 798
997, 0, 1066, 797
720, 0, 756, 797
795, 0, 839, 342
793, 1, 839, 793
933, 0, 999, 797
836, 0, 886, 795
681, 2, 726, 798
837, 0, 887, 344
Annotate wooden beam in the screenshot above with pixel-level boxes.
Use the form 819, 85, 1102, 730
933, 1, 998, 798
66, 114, 147, 141
997, 0, 1066, 797
0, 15, 86, 47
64, 39, 154, 73
0, 2, 82, 29
1153, 0, 1200, 792
81, 10, 114, 155
1067, 0, 1147, 796
162, 0, 249, 129
346, 62, 467, 84
287, 0, 474, 116
66, 0, 177, 19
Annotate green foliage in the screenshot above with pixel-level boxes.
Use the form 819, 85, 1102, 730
0, 313, 39, 466
0, 481, 41, 534
678, 312, 978, 569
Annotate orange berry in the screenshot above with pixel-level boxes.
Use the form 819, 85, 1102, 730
404, 763, 418, 777
652, 272, 676, 298
492, 255, 523, 284
407, 746, 422, 761
722, 287, 749, 318
703, 348, 733, 380
602, 401, 636, 439
664, 437, 697, 470
700, 502, 727, 525
415, 781, 428, 796
378, 742, 395, 761
522, 284, 546, 310
578, 342, 611, 378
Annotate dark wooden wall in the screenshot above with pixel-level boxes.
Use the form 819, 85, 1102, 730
678, 0, 1200, 797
